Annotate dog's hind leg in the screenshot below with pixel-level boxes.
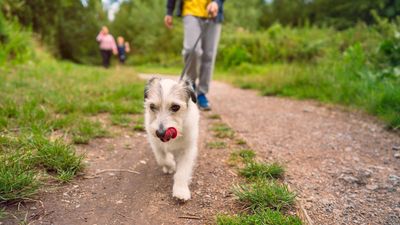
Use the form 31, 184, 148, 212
172, 146, 197, 201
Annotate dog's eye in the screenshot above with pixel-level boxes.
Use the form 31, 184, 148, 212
150, 103, 157, 112
170, 104, 180, 112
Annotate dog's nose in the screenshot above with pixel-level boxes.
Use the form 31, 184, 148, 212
156, 128, 166, 139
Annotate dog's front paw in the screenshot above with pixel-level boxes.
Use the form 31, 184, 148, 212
162, 166, 175, 174
173, 184, 191, 201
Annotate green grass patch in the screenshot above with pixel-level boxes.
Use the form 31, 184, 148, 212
0, 154, 38, 202
217, 209, 302, 225
235, 138, 247, 146
206, 141, 227, 149
72, 120, 108, 144
133, 117, 145, 132
0, 207, 5, 220
33, 138, 83, 182
229, 149, 256, 165
211, 122, 235, 139
240, 162, 285, 180
111, 114, 132, 127
208, 114, 222, 120
234, 180, 296, 211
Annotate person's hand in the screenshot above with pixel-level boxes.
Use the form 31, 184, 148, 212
206, 1, 218, 18
164, 15, 173, 29
113, 49, 118, 55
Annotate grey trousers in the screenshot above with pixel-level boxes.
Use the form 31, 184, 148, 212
183, 15, 221, 95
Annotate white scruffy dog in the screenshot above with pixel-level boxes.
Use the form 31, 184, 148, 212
144, 77, 199, 201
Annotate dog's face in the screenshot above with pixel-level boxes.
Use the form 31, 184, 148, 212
144, 77, 196, 142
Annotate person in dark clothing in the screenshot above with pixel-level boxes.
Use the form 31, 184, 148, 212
117, 36, 131, 64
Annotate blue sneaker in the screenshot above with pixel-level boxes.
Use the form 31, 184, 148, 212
197, 93, 211, 111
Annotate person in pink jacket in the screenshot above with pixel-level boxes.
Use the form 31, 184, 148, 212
96, 26, 117, 68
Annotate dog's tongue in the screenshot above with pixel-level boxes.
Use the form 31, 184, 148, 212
162, 127, 177, 142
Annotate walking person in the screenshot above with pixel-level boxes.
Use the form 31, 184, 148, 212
96, 26, 117, 68
117, 36, 131, 64
164, 0, 224, 111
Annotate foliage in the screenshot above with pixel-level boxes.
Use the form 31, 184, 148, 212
217, 209, 302, 225
240, 162, 285, 180
1, 0, 106, 64
234, 180, 296, 211
0, 13, 33, 66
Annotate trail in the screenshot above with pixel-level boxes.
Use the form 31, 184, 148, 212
3, 74, 399, 225
209, 81, 400, 225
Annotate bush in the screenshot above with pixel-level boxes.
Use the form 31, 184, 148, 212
0, 19, 33, 66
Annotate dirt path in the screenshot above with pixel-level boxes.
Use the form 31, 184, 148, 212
3, 76, 400, 225
4, 111, 240, 225
209, 81, 400, 225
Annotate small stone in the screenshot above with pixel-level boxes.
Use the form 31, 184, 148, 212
75, 204, 80, 208
339, 174, 359, 184
140, 160, 147, 164
393, 146, 400, 151
30, 206, 37, 210
389, 174, 400, 186
394, 153, 400, 158
116, 200, 123, 204
366, 184, 378, 191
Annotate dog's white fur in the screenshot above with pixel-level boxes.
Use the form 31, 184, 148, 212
144, 77, 199, 201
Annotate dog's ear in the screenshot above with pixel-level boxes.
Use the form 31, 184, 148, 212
182, 79, 197, 103
144, 77, 159, 100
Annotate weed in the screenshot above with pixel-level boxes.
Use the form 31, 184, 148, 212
72, 120, 108, 144
229, 149, 256, 164
33, 138, 83, 178
133, 117, 145, 132
211, 123, 235, 139
234, 180, 296, 211
208, 114, 222, 120
0, 153, 38, 202
111, 114, 132, 127
0, 207, 5, 220
240, 162, 285, 180
235, 139, 247, 145
206, 141, 227, 149
216, 209, 302, 225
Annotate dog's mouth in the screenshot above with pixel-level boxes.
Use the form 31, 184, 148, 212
159, 127, 178, 142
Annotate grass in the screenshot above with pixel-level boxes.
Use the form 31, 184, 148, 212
217, 209, 302, 225
240, 162, 285, 180
72, 120, 108, 144
110, 114, 132, 127
211, 122, 235, 139
208, 114, 222, 120
229, 149, 256, 164
33, 138, 84, 182
234, 180, 296, 211
0, 53, 145, 202
133, 117, 145, 132
235, 139, 247, 145
217, 135, 300, 224
206, 141, 227, 149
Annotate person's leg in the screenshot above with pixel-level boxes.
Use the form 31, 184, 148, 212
100, 50, 108, 68
182, 16, 203, 87
198, 21, 222, 95
105, 50, 112, 68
